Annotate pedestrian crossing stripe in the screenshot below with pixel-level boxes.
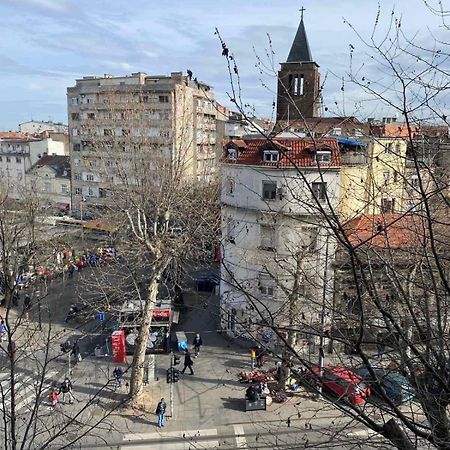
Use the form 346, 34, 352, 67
123, 428, 218, 442
0, 369, 59, 413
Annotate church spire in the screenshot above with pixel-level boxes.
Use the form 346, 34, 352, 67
286, 9, 313, 63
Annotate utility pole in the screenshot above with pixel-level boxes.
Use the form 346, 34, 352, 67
166, 352, 180, 418
317, 234, 330, 399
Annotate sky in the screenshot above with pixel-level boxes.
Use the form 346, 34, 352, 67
0, 0, 446, 130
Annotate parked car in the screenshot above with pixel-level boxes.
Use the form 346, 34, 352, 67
71, 210, 94, 220
306, 365, 371, 405
355, 368, 415, 405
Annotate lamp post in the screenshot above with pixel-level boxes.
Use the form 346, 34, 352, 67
80, 195, 86, 241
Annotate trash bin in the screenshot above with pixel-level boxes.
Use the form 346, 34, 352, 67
176, 332, 188, 352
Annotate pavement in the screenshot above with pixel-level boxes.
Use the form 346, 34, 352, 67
0, 262, 389, 450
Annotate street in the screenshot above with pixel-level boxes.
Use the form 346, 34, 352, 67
0, 263, 390, 450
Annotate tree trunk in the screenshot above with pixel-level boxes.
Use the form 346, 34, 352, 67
382, 419, 415, 450
128, 267, 164, 404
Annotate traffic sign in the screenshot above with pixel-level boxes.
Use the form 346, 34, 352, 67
97, 312, 105, 321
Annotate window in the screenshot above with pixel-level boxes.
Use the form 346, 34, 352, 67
259, 275, 275, 297
260, 224, 276, 251
381, 198, 395, 213
72, 128, 79, 137
86, 174, 94, 181
159, 95, 169, 103
61, 184, 69, 194
6, 157, 10, 163
311, 182, 327, 201
393, 170, 399, 183
71, 113, 79, 120
226, 177, 235, 195
106, 160, 114, 167
395, 143, 401, 154
104, 129, 113, 136
0, 157, 2, 162
263, 150, 279, 163
89, 160, 97, 167
74, 173, 81, 181
122, 129, 130, 137
74, 158, 80, 167
73, 144, 80, 152
71, 97, 78, 105
386, 142, 393, 153
316, 150, 331, 164
301, 227, 318, 252
87, 113, 95, 120
75, 187, 82, 195
142, 95, 149, 103
88, 187, 94, 196
411, 175, 419, 188
262, 181, 277, 200
227, 148, 237, 160
16, 157, 21, 163
383, 171, 390, 185
332, 128, 342, 136
99, 188, 107, 198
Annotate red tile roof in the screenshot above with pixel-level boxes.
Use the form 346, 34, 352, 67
343, 213, 425, 249
224, 137, 340, 168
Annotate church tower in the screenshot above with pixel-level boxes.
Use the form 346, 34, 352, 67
276, 11, 321, 121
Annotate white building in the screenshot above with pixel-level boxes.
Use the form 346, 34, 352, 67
0, 132, 68, 200
220, 137, 341, 349
19, 120, 68, 134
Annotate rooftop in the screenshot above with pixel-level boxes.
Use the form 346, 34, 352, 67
224, 137, 340, 168
33, 155, 71, 177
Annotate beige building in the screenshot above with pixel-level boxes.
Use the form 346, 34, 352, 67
338, 137, 407, 222
26, 155, 71, 209
67, 72, 218, 211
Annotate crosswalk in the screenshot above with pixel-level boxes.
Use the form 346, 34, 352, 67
0, 368, 60, 414
122, 426, 248, 450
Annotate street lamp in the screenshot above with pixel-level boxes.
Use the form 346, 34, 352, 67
80, 195, 86, 241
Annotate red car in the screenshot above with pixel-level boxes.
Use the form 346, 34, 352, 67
306, 365, 370, 405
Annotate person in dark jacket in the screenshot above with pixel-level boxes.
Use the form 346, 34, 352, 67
71, 341, 81, 363
23, 295, 32, 321
181, 350, 194, 375
256, 345, 265, 368
155, 397, 167, 428
59, 378, 74, 404
192, 333, 203, 357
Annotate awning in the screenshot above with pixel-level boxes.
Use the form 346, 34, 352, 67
337, 137, 368, 147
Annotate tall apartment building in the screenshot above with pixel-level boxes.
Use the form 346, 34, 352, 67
67, 72, 218, 211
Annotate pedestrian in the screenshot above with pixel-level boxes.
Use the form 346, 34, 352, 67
0, 319, 7, 342
181, 350, 194, 375
68, 264, 74, 279
59, 378, 75, 404
23, 295, 31, 321
192, 333, 203, 358
377, 332, 385, 359
12, 291, 19, 307
256, 345, 265, 368
49, 389, 59, 409
113, 366, 123, 390
250, 347, 256, 369
71, 341, 82, 363
155, 397, 167, 428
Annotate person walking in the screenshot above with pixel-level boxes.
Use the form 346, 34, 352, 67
113, 366, 123, 390
0, 319, 7, 342
376, 332, 385, 359
49, 389, 59, 409
181, 350, 194, 375
256, 345, 265, 368
23, 295, 31, 321
155, 397, 167, 428
192, 333, 203, 358
71, 341, 81, 363
59, 378, 75, 404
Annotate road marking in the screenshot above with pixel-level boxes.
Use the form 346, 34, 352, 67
347, 429, 377, 437
233, 424, 248, 449
122, 428, 219, 449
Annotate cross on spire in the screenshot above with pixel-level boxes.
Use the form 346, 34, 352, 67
299, 6, 306, 21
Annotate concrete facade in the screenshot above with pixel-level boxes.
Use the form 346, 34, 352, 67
67, 72, 218, 211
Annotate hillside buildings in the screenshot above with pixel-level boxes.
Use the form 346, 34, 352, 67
67, 72, 219, 211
